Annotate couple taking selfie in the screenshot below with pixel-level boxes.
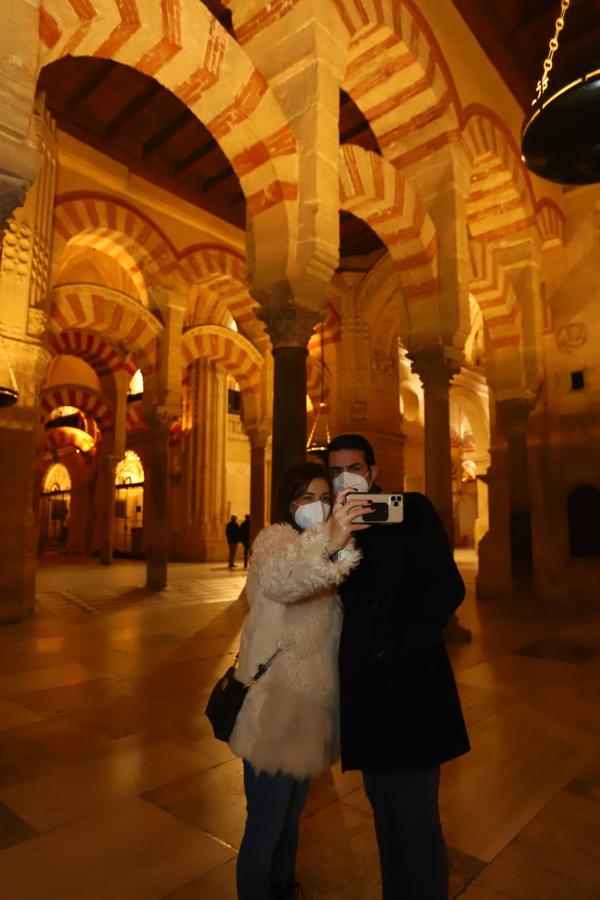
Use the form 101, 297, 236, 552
220, 433, 469, 900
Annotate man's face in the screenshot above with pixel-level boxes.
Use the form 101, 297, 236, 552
328, 449, 376, 488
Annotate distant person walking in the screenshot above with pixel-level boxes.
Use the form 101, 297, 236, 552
239, 514, 251, 568
226, 515, 240, 568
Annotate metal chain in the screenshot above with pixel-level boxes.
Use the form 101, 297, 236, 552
533, 0, 571, 105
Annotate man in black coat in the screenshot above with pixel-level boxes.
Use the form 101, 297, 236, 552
327, 433, 469, 900
239, 514, 251, 568
225, 515, 240, 568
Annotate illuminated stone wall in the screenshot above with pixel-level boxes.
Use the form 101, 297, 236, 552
0, 0, 598, 619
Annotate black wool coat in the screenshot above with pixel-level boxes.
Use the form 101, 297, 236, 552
338, 491, 470, 772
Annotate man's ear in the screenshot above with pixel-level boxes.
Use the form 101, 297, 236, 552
368, 464, 379, 487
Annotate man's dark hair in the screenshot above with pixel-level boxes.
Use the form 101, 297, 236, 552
276, 462, 332, 531
327, 433, 376, 468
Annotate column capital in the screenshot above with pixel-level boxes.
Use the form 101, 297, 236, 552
244, 423, 270, 449
496, 395, 533, 435
257, 305, 321, 349
147, 406, 178, 430
409, 345, 463, 388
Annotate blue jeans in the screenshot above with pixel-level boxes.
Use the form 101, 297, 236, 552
237, 759, 310, 900
363, 767, 448, 900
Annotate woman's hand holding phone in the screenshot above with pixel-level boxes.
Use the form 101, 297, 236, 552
325, 488, 373, 556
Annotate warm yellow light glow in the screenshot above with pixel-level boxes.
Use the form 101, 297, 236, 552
43, 462, 72, 493
128, 369, 144, 395
306, 394, 313, 412
49, 405, 80, 420
115, 449, 144, 485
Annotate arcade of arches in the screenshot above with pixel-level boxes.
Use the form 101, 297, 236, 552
1, 0, 600, 625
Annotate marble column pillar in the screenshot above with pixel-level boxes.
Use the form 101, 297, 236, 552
98, 370, 128, 565
182, 358, 228, 560
411, 347, 462, 544
497, 398, 534, 592
98, 448, 119, 566
246, 428, 269, 543
145, 415, 171, 590
0, 342, 49, 623
411, 346, 470, 641
0, 100, 55, 623
258, 306, 320, 517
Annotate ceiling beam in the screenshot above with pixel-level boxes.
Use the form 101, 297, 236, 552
142, 110, 194, 159
174, 140, 217, 175
104, 82, 163, 141
63, 60, 115, 117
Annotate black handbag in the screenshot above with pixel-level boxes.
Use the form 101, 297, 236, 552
205, 649, 281, 742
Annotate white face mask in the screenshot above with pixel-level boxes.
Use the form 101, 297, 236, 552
293, 500, 331, 531
332, 471, 369, 495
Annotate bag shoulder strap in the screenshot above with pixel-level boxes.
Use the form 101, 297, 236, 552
234, 647, 282, 688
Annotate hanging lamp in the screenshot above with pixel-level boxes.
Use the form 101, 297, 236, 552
521, 0, 600, 184
0, 328, 19, 408
306, 322, 331, 456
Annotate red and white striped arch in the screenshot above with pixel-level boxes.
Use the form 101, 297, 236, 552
463, 110, 566, 248
181, 244, 262, 342
49, 331, 131, 379
40, 0, 298, 288
307, 355, 330, 406
338, 1, 460, 168
43, 427, 95, 454
40, 384, 112, 430
53, 195, 181, 303
181, 324, 263, 395
536, 199, 565, 250
49, 284, 162, 376
308, 304, 342, 354
463, 111, 536, 242
180, 244, 246, 284
339, 144, 438, 301
469, 241, 523, 370
126, 401, 146, 434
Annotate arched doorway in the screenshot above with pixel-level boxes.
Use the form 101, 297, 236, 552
40, 463, 72, 549
114, 451, 144, 557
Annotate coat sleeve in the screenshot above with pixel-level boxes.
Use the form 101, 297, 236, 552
407, 493, 465, 627
250, 522, 361, 605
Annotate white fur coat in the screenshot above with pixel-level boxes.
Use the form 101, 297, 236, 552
228, 521, 361, 779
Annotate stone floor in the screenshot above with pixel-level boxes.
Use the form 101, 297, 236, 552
0, 551, 598, 899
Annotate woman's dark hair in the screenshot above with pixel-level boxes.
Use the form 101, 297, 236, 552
327, 433, 376, 468
276, 462, 333, 530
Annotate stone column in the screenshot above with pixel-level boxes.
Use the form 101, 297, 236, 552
182, 357, 228, 560
411, 347, 471, 641
142, 292, 185, 579
258, 306, 321, 516
411, 347, 462, 544
98, 447, 119, 566
497, 397, 534, 592
246, 427, 269, 543
0, 344, 49, 623
144, 413, 171, 590
0, 100, 56, 624
98, 370, 128, 565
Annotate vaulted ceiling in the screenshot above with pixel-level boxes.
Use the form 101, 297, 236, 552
452, 0, 600, 109
39, 2, 598, 268
38, 55, 384, 265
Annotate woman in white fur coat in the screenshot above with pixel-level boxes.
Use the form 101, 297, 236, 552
230, 462, 370, 900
